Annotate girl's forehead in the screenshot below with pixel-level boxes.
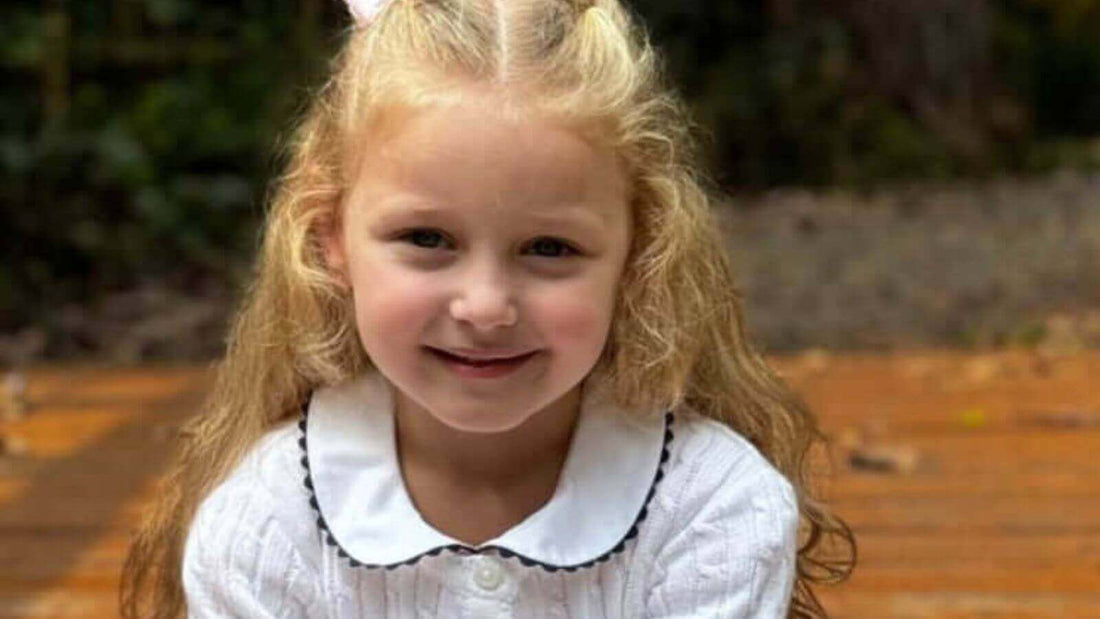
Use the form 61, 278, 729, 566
367, 96, 610, 156
348, 100, 629, 210
357, 83, 615, 159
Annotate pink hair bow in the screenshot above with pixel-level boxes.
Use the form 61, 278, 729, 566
345, 0, 391, 24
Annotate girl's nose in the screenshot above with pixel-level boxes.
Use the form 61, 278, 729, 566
449, 266, 518, 331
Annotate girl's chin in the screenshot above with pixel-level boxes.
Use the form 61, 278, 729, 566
426, 408, 532, 434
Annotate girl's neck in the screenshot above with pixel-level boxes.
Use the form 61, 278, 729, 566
392, 385, 583, 491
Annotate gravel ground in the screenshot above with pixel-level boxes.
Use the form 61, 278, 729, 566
3, 172, 1098, 363
720, 171, 1100, 351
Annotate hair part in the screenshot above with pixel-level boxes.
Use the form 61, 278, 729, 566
121, 1, 855, 616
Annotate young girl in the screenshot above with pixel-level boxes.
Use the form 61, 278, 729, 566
122, 0, 854, 616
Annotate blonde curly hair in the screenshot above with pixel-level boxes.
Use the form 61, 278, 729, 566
121, 1, 855, 616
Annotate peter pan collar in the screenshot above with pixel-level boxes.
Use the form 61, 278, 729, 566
297, 369, 674, 573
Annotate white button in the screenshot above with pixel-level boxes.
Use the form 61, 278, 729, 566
472, 557, 505, 591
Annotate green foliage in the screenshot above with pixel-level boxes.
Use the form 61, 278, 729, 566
630, 0, 1100, 186
1, 0, 339, 331
629, 1, 961, 187
995, 0, 1100, 136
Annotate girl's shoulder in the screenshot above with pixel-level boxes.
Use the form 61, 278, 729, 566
636, 407, 801, 615
669, 406, 791, 484
187, 418, 319, 555
659, 405, 797, 522
182, 421, 326, 611
207, 419, 308, 502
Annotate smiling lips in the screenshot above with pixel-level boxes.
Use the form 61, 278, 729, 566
428, 347, 539, 363
422, 347, 539, 376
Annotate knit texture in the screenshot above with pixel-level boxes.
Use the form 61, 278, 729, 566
182, 408, 798, 618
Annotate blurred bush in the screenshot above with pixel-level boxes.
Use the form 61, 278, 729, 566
2, 0, 1099, 349
636, 0, 1100, 186
2, 0, 338, 336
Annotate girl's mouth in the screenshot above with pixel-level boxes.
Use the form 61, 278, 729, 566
425, 347, 540, 378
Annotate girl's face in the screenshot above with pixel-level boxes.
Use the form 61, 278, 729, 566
327, 100, 633, 434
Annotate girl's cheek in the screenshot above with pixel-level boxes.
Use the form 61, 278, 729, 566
350, 260, 444, 327
531, 280, 613, 347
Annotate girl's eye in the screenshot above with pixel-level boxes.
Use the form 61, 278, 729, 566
397, 228, 450, 250
395, 229, 578, 258
526, 237, 579, 258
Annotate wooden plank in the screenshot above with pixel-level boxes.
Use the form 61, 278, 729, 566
828, 431, 1100, 472
815, 591, 1100, 619
820, 470, 1099, 499
0, 367, 208, 618
831, 495, 1100, 532
845, 532, 1100, 562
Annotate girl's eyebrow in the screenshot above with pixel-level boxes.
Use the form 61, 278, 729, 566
525, 207, 609, 232
373, 202, 609, 233
372, 203, 451, 223
365, 200, 456, 228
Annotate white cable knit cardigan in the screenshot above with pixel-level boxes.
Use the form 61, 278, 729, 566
182, 372, 799, 618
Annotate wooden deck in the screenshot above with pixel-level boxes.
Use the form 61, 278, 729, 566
1, 351, 1097, 617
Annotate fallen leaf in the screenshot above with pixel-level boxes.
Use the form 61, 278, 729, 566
848, 443, 921, 474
